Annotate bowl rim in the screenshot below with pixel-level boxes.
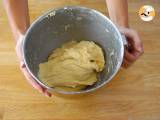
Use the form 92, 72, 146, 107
23, 6, 124, 94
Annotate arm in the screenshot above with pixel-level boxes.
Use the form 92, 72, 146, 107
106, 0, 129, 28
106, 0, 144, 68
3, 0, 30, 41
3, 0, 51, 97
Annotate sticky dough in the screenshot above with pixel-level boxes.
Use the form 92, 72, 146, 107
39, 40, 105, 91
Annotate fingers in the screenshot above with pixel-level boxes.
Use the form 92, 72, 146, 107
20, 62, 52, 97
20, 64, 43, 92
123, 49, 138, 68
44, 89, 52, 97
127, 30, 143, 58
122, 50, 133, 68
122, 58, 131, 68
119, 27, 144, 68
120, 28, 144, 57
124, 49, 137, 63
16, 38, 24, 61
17, 40, 43, 91
15, 37, 52, 97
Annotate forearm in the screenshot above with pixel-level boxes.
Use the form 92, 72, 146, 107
3, 0, 30, 41
106, 0, 129, 28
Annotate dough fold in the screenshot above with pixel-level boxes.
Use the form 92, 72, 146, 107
39, 40, 105, 91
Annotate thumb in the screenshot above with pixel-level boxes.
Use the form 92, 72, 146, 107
16, 35, 25, 61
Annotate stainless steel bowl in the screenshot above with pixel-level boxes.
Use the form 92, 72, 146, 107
23, 6, 126, 94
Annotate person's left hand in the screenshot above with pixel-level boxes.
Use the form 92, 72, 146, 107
119, 27, 144, 68
16, 34, 52, 97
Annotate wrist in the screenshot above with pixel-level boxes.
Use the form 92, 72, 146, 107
113, 18, 129, 28
117, 23, 129, 28
11, 22, 29, 42
15, 30, 25, 42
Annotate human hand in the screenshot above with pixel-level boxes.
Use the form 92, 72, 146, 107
119, 27, 144, 68
16, 34, 52, 97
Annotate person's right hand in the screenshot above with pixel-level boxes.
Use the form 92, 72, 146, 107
119, 27, 144, 68
16, 34, 52, 97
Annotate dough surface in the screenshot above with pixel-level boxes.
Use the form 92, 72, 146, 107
39, 40, 105, 91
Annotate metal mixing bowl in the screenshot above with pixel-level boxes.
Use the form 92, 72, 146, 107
23, 6, 126, 94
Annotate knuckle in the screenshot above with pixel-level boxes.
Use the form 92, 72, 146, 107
133, 30, 140, 38
139, 45, 144, 55
20, 61, 26, 69
132, 29, 138, 34
134, 30, 138, 35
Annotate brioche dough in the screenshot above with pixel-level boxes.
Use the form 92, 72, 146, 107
39, 40, 105, 91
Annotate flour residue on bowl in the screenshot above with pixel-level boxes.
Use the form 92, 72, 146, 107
46, 11, 56, 19
105, 28, 109, 33
64, 24, 71, 31
76, 16, 82, 21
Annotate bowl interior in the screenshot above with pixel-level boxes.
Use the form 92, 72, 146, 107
24, 6, 124, 94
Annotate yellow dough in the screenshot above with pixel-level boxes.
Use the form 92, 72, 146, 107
39, 40, 105, 91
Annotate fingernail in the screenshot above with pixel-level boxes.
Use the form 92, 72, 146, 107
48, 93, 52, 97
39, 90, 43, 94
44, 92, 51, 97
44, 90, 52, 97
44, 94, 49, 97
20, 62, 26, 68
